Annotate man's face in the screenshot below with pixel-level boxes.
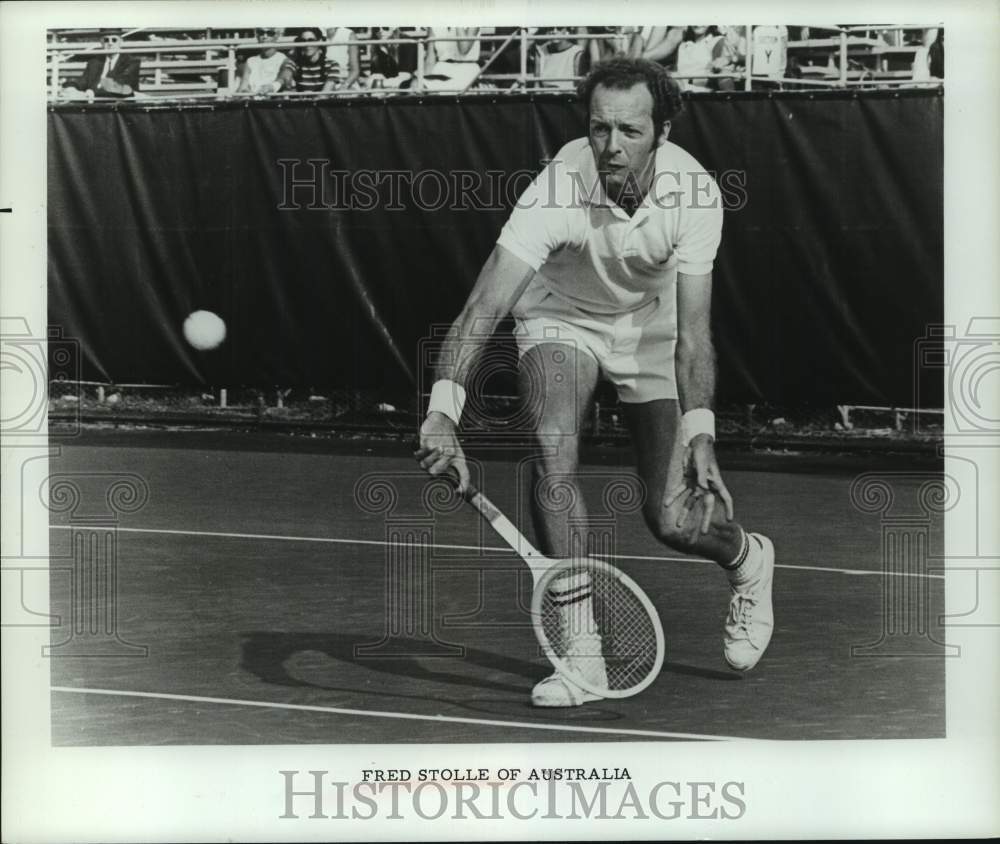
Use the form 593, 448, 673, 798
300, 31, 320, 58
544, 27, 572, 51
257, 29, 278, 57
588, 82, 667, 203
101, 34, 122, 56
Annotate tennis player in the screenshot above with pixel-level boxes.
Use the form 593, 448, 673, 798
416, 57, 775, 707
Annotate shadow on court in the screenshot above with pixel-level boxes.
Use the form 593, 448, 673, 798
239, 632, 631, 724
241, 631, 540, 694
238, 632, 740, 722
242, 631, 739, 691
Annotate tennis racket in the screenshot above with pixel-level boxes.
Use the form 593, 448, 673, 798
457, 476, 665, 699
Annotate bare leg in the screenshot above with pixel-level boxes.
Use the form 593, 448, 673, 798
520, 343, 610, 705
622, 398, 745, 565
626, 399, 775, 673
518, 343, 600, 558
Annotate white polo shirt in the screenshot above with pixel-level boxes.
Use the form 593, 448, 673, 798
245, 51, 288, 91
497, 137, 723, 315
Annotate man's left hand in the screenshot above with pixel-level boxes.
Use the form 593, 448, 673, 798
668, 433, 735, 535
97, 77, 131, 96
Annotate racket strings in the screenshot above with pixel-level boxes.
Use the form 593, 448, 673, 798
540, 564, 660, 692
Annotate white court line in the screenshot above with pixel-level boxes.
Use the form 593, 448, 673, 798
48, 523, 944, 580
51, 685, 757, 742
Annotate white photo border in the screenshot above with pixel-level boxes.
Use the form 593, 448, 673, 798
2, 0, 998, 840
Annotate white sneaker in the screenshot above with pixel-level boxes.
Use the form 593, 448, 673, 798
724, 533, 775, 671
531, 633, 609, 707
531, 672, 604, 707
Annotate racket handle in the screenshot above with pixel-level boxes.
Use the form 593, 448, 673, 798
411, 437, 544, 563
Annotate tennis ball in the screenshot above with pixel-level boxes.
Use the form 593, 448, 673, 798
183, 310, 227, 351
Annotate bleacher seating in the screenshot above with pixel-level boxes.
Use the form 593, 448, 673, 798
46, 25, 943, 102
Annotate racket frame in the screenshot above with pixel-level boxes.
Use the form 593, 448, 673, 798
531, 557, 666, 699
460, 483, 665, 699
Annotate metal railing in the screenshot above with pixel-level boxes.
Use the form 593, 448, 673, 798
47, 25, 944, 103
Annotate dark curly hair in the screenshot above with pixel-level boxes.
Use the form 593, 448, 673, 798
576, 57, 684, 131
293, 27, 326, 65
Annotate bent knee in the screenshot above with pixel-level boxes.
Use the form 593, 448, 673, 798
643, 504, 699, 554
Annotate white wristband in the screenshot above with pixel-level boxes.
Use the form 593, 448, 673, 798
427, 379, 466, 426
681, 408, 715, 446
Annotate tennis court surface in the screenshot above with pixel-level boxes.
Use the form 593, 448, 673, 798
48, 428, 945, 744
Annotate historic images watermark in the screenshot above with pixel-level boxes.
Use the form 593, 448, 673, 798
1, 317, 80, 440
276, 159, 749, 213
43, 471, 151, 658
279, 768, 747, 821
1, 317, 148, 658
848, 470, 958, 657
914, 319, 1000, 437
848, 318, 1000, 657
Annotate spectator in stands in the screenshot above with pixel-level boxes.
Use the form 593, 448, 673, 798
750, 25, 789, 81
236, 27, 288, 94
369, 27, 398, 76
711, 26, 747, 90
367, 27, 411, 89
418, 27, 483, 91
633, 26, 684, 67
913, 27, 944, 80
584, 26, 641, 65
324, 26, 361, 88
675, 26, 722, 90
483, 26, 533, 87
535, 27, 586, 89
928, 29, 944, 79
397, 27, 426, 77
278, 28, 337, 92
63, 28, 141, 99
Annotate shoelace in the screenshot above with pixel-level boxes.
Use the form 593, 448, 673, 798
728, 592, 758, 639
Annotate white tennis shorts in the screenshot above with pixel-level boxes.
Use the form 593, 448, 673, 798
511, 277, 677, 403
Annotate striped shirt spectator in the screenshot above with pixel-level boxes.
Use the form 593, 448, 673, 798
279, 28, 336, 92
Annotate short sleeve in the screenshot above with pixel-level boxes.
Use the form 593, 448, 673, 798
673, 173, 724, 276
496, 160, 573, 271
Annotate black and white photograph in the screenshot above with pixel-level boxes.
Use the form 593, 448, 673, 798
1, 0, 998, 840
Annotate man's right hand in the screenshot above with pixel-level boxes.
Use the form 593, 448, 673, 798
414, 412, 470, 493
